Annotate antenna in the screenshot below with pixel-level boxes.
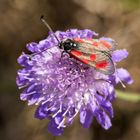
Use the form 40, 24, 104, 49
40, 15, 60, 43
29, 16, 61, 59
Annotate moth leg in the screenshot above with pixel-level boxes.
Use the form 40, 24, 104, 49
61, 50, 65, 57
58, 50, 67, 63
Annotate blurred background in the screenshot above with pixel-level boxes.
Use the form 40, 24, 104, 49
0, 0, 140, 140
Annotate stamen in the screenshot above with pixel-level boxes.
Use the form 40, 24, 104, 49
26, 91, 36, 95
18, 72, 30, 76
52, 103, 62, 118
115, 70, 126, 88
69, 109, 79, 121
35, 97, 45, 105
46, 103, 56, 111
41, 98, 52, 105
62, 106, 70, 117
118, 77, 126, 88
57, 118, 66, 129
23, 76, 34, 81
18, 84, 28, 89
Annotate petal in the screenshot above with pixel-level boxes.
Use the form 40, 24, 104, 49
89, 95, 97, 113
107, 89, 116, 101
26, 42, 38, 52
80, 109, 93, 128
38, 39, 51, 50
55, 31, 67, 40
17, 53, 31, 67
35, 103, 52, 120
95, 110, 112, 130
48, 119, 64, 136
16, 75, 29, 87
116, 68, 133, 84
66, 29, 79, 38
27, 93, 41, 105
95, 94, 114, 117
94, 80, 113, 97
48, 31, 58, 41
100, 100, 114, 118
35, 105, 48, 120
79, 29, 98, 38
53, 112, 65, 127
20, 83, 42, 104
100, 37, 114, 43
80, 110, 86, 124
108, 75, 116, 86
112, 49, 128, 62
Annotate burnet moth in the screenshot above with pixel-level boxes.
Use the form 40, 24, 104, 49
40, 15, 116, 75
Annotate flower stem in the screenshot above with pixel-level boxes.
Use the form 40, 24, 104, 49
116, 90, 140, 102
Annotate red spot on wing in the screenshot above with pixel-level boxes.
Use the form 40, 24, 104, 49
85, 39, 98, 46
70, 50, 83, 56
92, 42, 98, 46
100, 40, 111, 49
81, 58, 89, 64
70, 50, 89, 64
74, 38, 84, 43
96, 61, 108, 69
86, 38, 92, 41
90, 54, 96, 61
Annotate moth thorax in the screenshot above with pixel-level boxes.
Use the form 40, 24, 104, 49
59, 39, 77, 52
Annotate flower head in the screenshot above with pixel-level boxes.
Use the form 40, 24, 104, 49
17, 29, 133, 136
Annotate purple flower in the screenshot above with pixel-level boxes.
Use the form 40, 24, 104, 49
16, 29, 133, 136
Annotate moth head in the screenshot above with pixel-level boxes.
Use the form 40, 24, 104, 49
59, 39, 77, 52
